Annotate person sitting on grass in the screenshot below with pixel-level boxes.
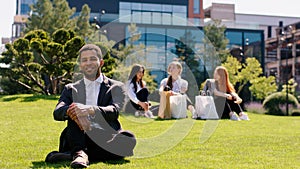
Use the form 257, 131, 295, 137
157, 61, 195, 119
125, 64, 154, 118
45, 44, 136, 168
202, 66, 250, 121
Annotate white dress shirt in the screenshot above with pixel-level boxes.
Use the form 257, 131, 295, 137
127, 80, 143, 104
84, 74, 103, 105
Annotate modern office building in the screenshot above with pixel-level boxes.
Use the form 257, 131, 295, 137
68, 0, 264, 78
10, 0, 300, 91
67, 0, 265, 83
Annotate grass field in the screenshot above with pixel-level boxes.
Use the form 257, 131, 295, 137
0, 94, 299, 169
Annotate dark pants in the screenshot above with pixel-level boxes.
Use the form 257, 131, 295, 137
64, 120, 136, 161
125, 88, 149, 114
214, 97, 243, 119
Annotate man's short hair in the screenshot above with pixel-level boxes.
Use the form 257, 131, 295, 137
78, 44, 103, 61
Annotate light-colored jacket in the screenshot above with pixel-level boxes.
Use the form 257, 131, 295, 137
203, 79, 229, 98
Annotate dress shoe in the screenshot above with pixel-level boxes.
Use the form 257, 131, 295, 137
70, 150, 89, 168
45, 151, 72, 163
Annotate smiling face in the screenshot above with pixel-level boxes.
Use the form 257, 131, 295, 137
79, 50, 103, 80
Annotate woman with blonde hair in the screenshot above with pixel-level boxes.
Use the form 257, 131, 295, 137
158, 61, 195, 119
203, 66, 249, 120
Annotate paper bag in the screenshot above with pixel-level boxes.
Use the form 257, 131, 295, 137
195, 95, 219, 119
170, 95, 187, 118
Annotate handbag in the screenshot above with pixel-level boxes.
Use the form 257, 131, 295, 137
195, 95, 219, 119
170, 95, 187, 118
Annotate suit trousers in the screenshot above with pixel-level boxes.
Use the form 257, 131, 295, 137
66, 119, 136, 161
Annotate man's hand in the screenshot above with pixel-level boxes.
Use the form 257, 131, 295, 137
66, 103, 95, 131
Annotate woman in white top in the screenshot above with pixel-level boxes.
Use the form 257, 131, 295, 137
158, 61, 195, 119
126, 64, 154, 118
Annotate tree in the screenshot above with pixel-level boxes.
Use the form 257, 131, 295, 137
112, 23, 157, 92
26, 0, 96, 42
0, 29, 85, 95
26, 0, 76, 35
1, 0, 119, 95
203, 19, 229, 63
75, 4, 94, 41
95, 42, 116, 78
222, 56, 277, 100
172, 31, 204, 87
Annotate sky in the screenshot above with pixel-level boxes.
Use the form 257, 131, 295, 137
1, 0, 300, 43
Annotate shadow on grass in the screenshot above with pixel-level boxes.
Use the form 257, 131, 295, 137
99, 158, 130, 165
31, 161, 69, 169
21, 95, 59, 102
31, 159, 130, 168
0, 95, 19, 102
154, 117, 187, 121
0, 94, 59, 102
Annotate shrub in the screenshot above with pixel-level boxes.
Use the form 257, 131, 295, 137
244, 102, 266, 114
262, 92, 299, 116
292, 105, 300, 116
292, 110, 300, 116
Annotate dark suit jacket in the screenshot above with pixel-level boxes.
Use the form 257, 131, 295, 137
53, 75, 125, 132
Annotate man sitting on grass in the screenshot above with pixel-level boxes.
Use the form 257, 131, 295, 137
45, 44, 136, 168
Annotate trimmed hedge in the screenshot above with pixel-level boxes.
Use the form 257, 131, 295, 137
262, 92, 299, 116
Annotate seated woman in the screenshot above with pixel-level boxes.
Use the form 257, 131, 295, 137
203, 66, 249, 120
158, 61, 195, 119
126, 64, 154, 118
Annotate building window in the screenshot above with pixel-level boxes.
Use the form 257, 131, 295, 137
193, 0, 200, 14
226, 30, 263, 65
244, 32, 262, 62
119, 2, 187, 25
132, 2, 142, 10
132, 11, 142, 23
226, 31, 242, 46
142, 3, 162, 11
120, 2, 131, 10
162, 4, 172, 12
18, 0, 37, 15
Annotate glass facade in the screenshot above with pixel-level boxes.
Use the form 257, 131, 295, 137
17, 0, 37, 15
119, 2, 187, 25
124, 25, 216, 85
123, 25, 264, 85
226, 30, 264, 64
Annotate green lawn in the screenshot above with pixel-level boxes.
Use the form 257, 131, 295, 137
0, 94, 299, 169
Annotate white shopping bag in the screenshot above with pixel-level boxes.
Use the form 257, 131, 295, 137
195, 95, 219, 119
170, 95, 187, 118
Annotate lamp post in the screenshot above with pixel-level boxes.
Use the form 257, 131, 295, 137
285, 40, 289, 116
282, 25, 294, 116
279, 25, 288, 116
